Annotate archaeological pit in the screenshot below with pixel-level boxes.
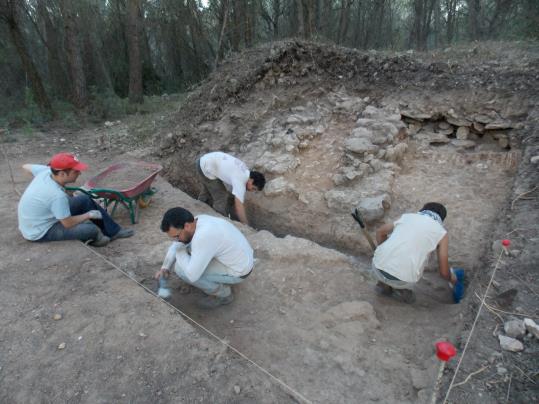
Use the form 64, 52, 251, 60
150, 42, 536, 402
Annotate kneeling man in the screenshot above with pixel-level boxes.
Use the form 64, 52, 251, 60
372, 202, 459, 303
155, 207, 254, 309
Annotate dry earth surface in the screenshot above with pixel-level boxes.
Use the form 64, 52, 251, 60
1, 40, 538, 403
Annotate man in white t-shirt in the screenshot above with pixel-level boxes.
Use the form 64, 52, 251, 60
196, 151, 265, 226
155, 207, 254, 309
371, 202, 457, 303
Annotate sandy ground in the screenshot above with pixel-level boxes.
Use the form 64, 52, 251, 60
1, 130, 467, 403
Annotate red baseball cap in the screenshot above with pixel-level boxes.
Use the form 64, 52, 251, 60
48, 153, 88, 171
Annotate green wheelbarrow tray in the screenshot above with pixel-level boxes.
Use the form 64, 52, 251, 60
66, 161, 163, 224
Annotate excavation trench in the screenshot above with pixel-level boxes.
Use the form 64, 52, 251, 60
157, 94, 523, 402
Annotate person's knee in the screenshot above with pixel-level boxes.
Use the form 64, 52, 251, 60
70, 194, 96, 213
76, 223, 100, 241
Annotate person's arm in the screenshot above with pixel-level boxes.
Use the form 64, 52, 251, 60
234, 197, 249, 225
22, 164, 48, 176
436, 234, 455, 284
22, 164, 33, 174
376, 223, 394, 245
59, 212, 94, 229
155, 242, 182, 280
176, 236, 218, 283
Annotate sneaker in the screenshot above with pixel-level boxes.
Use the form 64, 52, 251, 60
391, 288, 416, 304
111, 228, 135, 240
90, 231, 110, 247
196, 294, 234, 309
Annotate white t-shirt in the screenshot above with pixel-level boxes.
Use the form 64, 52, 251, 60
18, 165, 71, 240
162, 215, 254, 283
200, 152, 250, 203
373, 213, 447, 283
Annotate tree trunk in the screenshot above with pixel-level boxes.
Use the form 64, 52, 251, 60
3, 1, 52, 114
37, 0, 69, 99
446, 0, 457, 44
272, 0, 280, 38
127, 0, 143, 103
337, 0, 352, 44
215, 0, 230, 69
433, 0, 441, 47
60, 0, 87, 109
467, 0, 482, 40
296, 0, 305, 38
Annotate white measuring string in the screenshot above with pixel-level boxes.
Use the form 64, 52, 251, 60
442, 247, 506, 403
79, 242, 313, 404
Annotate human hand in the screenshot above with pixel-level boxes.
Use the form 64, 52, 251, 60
88, 210, 102, 220
154, 268, 170, 280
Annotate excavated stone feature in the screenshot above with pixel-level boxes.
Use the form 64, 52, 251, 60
160, 42, 525, 257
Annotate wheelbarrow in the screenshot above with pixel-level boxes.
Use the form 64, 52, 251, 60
67, 161, 163, 224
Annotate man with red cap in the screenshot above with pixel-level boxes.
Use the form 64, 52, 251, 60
18, 153, 134, 246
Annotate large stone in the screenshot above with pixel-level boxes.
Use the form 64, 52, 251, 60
256, 152, 299, 174
334, 97, 365, 114
530, 156, 539, 164
446, 116, 471, 127
356, 194, 391, 222
524, 318, 539, 339
438, 121, 451, 130
456, 126, 470, 140
264, 177, 297, 197
351, 127, 374, 139
436, 127, 454, 136
384, 143, 408, 162
472, 122, 485, 133
451, 139, 476, 149
342, 166, 363, 181
325, 189, 363, 211
504, 319, 526, 339
428, 133, 451, 145
322, 301, 380, 329
485, 121, 513, 130
401, 110, 432, 121
344, 138, 379, 154
498, 335, 524, 352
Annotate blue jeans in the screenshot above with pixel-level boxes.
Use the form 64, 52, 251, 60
39, 194, 121, 242
174, 248, 246, 297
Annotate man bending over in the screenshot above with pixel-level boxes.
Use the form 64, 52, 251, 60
196, 151, 265, 226
371, 202, 459, 303
18, 153, 134, 247
155, 207, 254, 309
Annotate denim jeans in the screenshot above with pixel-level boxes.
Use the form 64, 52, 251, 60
174, 248, 245, 297
39, 194, 121, 242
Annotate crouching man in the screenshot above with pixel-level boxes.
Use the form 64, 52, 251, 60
371, 202, 458, 304
18, 153, 134, 247
155, 207, 254, 309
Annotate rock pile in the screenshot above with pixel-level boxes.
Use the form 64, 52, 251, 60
401, 106, 517, 153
